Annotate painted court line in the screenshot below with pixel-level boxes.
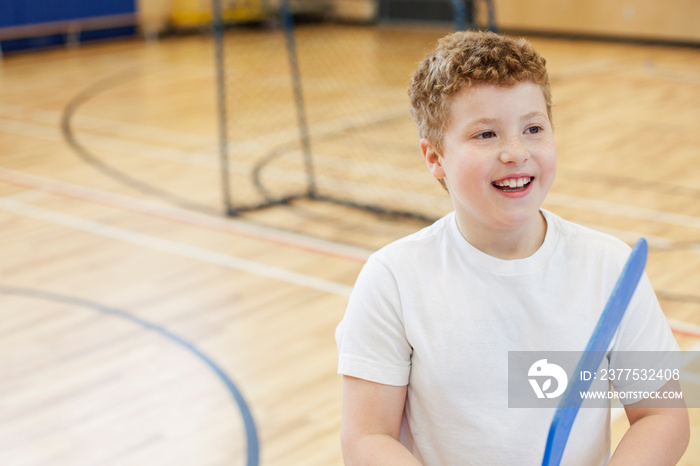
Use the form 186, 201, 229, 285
0, 116, 448, 210
2, 167, 700, 265
547, 193, 700, 231
1, 171, 699, 337
0, 167, 372, 262
576, 223, 700, 255
0, 102, 420, 182
3, 193, 700, 340
4, 101, 700, 231
0, 285, 259, 466
0, 197, 354, 297
668, 319, 700, 339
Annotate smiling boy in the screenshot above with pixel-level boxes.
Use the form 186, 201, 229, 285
422, 80, 555, 260
336, 31, 688, 465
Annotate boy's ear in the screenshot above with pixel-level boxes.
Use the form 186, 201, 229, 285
419, 138, 446, 180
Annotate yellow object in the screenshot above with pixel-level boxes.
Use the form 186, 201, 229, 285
171, 0, 268, 27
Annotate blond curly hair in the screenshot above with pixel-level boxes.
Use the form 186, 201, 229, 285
409, 30, 551, 159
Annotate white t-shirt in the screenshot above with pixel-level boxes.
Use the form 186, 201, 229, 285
336, 209, 679, 465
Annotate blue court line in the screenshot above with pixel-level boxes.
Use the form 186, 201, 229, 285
0, 286, 259, 466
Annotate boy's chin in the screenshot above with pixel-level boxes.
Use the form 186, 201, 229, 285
491, 206, 546, 231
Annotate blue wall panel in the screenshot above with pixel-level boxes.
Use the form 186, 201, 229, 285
76, 0, 136, 19
1, 0, 137, 53
0, 2, 18, 28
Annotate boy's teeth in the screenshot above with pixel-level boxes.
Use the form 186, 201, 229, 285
495, 177, 531, 187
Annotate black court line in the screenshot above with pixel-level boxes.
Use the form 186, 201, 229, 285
60, 66, 220, 215
0, 285, 259, 466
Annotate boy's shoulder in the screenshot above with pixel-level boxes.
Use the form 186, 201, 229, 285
372, 212, 455, 262
543, 209, 632, 260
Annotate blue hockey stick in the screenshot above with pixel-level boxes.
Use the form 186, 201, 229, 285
541, 238, 648, 466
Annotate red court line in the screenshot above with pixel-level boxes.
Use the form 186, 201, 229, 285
0, 167, 371, 263
2, 167, 699, 340
669, 320, 700, 340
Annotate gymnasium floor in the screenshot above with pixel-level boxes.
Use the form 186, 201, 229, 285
1, 23, 699, 464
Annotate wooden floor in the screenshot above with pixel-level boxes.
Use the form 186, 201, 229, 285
1, 23, 699, 465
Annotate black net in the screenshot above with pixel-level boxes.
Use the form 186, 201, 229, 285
213, 0, 496, 220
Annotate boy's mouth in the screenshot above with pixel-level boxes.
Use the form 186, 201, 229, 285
491, 176, 534, 192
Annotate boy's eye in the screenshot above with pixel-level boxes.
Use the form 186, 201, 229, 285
525, 126, 542, 134
476, 131, 496, 139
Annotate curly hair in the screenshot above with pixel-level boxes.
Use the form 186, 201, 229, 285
409, 30, 551, 158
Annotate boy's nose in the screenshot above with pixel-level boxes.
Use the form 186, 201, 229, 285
498, 137, 530, 164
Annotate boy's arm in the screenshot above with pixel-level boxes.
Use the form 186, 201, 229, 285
341, 376, 422, 465
609, 379, 689, 465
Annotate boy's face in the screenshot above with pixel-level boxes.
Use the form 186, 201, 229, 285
421, 81, 556, 236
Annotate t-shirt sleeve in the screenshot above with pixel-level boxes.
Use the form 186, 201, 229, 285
608, 271, 681, 402
336, 254, 412, 386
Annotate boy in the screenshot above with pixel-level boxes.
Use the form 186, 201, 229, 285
336, 31, 688, 465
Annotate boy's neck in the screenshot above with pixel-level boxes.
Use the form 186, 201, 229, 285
454, 210, 548, 260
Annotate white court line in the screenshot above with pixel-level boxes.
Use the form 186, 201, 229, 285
4, 167, 700, 266
2, 174, 700, 420
0, 101, 412, 162
6, 110, 700, 232
1, 188, 698, 311
277, 148, 435, 185
0, 102, 216, 148
578, 223, 700, 255
546, 193, 700, 231
0, 167, 373, 262
0, 112, 448, 206
0, 197, 354, 297
0, 115, 437, 190
668, 320, 700, 339
3, 102, 700, 231
579, 223, 675, 248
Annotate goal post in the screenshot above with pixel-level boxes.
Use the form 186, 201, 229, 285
212, 0, 496, 220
